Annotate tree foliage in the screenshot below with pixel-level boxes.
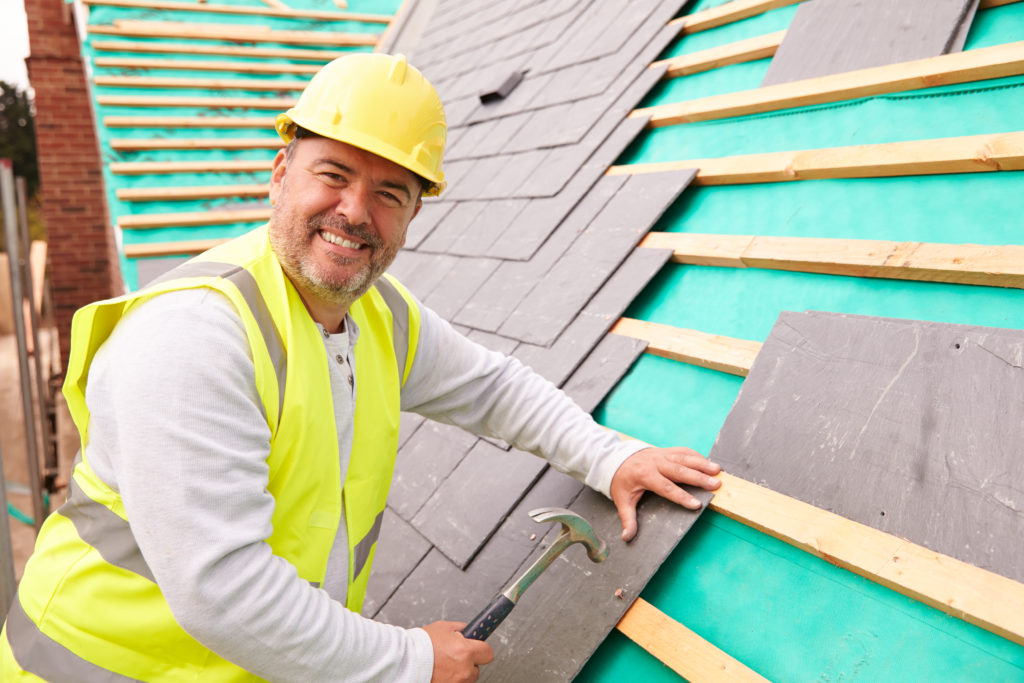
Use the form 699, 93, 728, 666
0, 80, 40, 199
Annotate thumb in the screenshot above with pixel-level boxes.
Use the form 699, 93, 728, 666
616, 499, 638, 543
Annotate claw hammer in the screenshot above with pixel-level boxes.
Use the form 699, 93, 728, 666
461, 507, 609, 641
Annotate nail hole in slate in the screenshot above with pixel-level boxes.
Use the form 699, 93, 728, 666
954, 343, 961, 349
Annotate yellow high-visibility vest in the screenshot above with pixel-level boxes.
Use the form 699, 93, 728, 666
1, 226, 421, 681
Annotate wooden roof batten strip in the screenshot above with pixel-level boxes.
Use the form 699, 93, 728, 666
90, 41, 345, 61
608, 131, 1024, 183
117, 184, 269, 201
94, 57, 323, 75
104, 116, 275, 128
638, 232, 1024, 290
94, 75, 308, 91
87, 21, 379, 47
110, 138, 282, 151
633, 41, 1024, 127
653, 30, 786, 79
124, 238, 229, 258
80, 0, 394, 23
95, 94, 295, 108
118, 207, 271, 229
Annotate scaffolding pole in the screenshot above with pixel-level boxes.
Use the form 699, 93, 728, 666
2, 159, 45, 533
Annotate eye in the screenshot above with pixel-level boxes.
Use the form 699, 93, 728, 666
378, 191, 402, 206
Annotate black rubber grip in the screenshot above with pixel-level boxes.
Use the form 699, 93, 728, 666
461, 595, 515, 641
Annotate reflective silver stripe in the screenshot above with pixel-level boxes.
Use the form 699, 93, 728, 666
61, 476, 156, 583
148, 260, 287, 419
6, 594, 142, 682
375, 277, 411, 384
352, 509, 384, 579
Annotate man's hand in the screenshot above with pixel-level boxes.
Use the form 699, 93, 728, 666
423, 621, 494, 683
610, 447, 722, 542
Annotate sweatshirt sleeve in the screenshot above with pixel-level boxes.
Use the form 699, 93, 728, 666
84, 288, 434, 683
399, 297, 649, 497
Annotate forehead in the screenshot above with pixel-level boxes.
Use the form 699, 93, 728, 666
291, 136, 420, 190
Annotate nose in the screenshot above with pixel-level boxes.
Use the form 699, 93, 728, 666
334, 184, 371, 227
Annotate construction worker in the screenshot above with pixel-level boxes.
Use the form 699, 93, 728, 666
0, 53, 721, 681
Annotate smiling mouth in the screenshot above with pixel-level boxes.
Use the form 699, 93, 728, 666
319, 230, 365, 250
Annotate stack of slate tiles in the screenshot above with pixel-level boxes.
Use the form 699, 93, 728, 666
366, 0, 707, 678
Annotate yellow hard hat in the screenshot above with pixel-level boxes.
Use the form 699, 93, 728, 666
275, 53, 447, 197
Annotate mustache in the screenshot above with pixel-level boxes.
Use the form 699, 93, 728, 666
307, 212, 382, 250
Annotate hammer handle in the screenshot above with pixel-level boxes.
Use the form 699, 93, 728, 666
461, 595, 515, 641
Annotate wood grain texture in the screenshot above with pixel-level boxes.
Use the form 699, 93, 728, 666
118, 207, 270, 229
94, 57, 323, 75
82, 0, 383, 21
616, 598, 769, 681
104, 116, 275, 128
708, 311, 1024, 642
761, 0, 979, 86
639, 232, 1024, 289
670, 0, 805, 34
94, 76, 308, 91
609, 131, 1024, 182
653, 30, 785, 79
117, 184, 270, 201
110, 160, 273, 174
95, 94, 295, 108
90, 40, 344, 61
634, 40, 1024, 126
110, 138, 282, 151
123, 239, 227, 258
88, 21, 378, 46
611, 317, 760, 376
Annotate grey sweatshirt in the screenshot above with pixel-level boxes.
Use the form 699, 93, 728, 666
82, 284, 646, 682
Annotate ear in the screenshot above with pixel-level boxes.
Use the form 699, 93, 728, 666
269, 149, 288, 205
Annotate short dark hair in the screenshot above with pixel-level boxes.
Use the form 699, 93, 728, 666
284, 125, 432, 196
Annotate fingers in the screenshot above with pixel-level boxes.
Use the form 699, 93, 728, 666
614, 493, 640, 543
424, 621, 494, 683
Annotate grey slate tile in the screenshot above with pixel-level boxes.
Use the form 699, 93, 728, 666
362, 508, 431, 618
512, 138, 599, 198
445, 117, 506, 162
456, 174, 628, 332
541, 0, 629, 72
449, 198, 529, 258
762, 0, 979, 86
417, 200, 487, 253
392, 253, 462, 301
441, 159, 476, 199
501, 103, 574, 154
513, 247, 673, 386
404, 200, 455, 250
481, 487, 711, 681
480, 149, 549, 199
397, 412, 426, 451
423, 256, 502, 322
465, 329, 520, 355
377, 466, 584, 628
472, 111, 535, 159
499, 169, 695, 346
411, 440, 548, 568
444, 155, 511, 201
467, 72, 556, 124
561, 333, 647, 413
389, 419, 479, 522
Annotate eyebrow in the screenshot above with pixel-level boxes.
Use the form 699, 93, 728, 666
312, 158, 414, 203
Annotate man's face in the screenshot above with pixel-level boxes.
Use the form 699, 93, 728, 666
268, 135, 422, 309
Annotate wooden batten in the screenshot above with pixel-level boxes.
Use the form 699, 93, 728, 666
117, 184, 270, 201
616, 599, 769, 682
80, 0, 389, 21
110, 160, 273, 174
670, 0, 805, 35
104, 116, 274, 128
710, 472, 1024, 646
111, 137, 281, 151
94, 57, 323, 75
88, 21, 379, 47
639, 232, 1024, 289
91, 40, 343, 61
124, 239, 229, 258
979, 0, 1024, 7
653, 31, 785, 79
118, 207, 271, 229
633, 41, 1024, 126
608, 131, 1024, 183
95, 95, 295, 108
611, 317, 759, 376
94, 75, 308, 91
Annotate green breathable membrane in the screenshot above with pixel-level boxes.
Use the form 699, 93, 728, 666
585, 4, 1024, 680
78, 0, 391, 290
657, 4, 800, 59
643, 57, 771, 103
578, 512, 1024, 682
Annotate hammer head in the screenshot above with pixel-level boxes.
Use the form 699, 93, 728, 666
528, 507, 609, 563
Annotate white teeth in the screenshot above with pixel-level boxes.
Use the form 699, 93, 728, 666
320, 231, 363, 249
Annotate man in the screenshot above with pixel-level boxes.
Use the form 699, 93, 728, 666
1, 53, 720, 681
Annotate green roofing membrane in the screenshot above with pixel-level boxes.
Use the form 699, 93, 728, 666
586, 2, 1024, 680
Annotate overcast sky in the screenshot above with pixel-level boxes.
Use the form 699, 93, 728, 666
1, 0, 31, 91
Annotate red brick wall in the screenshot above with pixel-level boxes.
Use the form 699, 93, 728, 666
24, 0, 121, 368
